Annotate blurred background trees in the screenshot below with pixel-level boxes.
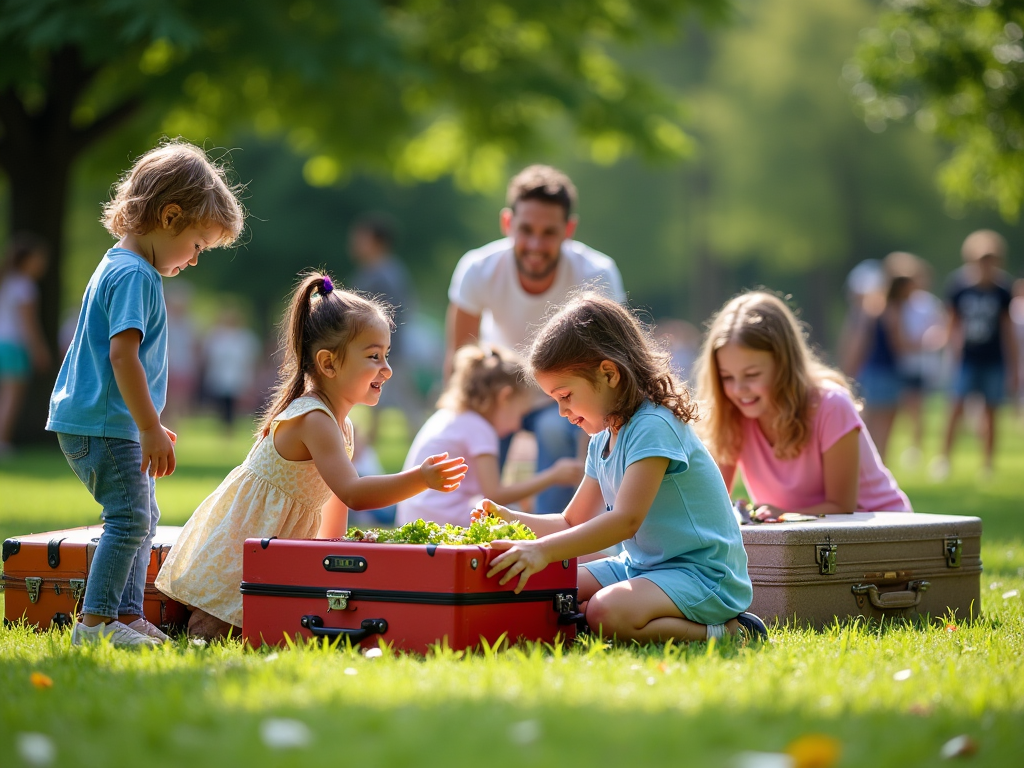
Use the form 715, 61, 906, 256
2, 0, 1024, 439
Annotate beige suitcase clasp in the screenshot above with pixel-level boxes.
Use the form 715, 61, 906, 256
852, 580, 930, 611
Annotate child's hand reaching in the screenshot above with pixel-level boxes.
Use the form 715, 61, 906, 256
547, 457, 585, 486
420, 452, 468, 493
486, 539, 550, 594
140, 425, 176, 478
470, 498, 513, 523
753, 504, 785, 522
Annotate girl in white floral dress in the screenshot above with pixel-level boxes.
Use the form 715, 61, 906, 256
156, 272, 467, 639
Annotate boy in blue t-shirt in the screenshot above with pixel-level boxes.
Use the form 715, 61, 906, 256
47, 140, 243, 647
933, 229, 1018, 479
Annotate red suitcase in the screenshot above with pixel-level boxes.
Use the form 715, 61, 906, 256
241, 538, 581, 653
2, 525, 189, 632
741, 512, 982, 628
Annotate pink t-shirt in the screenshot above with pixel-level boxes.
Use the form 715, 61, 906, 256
737, 387, 911, 513
395, 408, 500, 527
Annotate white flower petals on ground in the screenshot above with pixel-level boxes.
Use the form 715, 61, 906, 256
1002, 590, 1019, 600
344, 667, 358, 675
940, 734, 978, 759
893, 669, 912, 681
364, 648, 383, 658
508, 719, 541, 745
263, 653, 279, 662
260, 718, 312, 750
733, 752, 794, 768
16, 733, 56, 766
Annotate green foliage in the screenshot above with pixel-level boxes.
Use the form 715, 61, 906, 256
0, 0, 720, 193
345, 516, 537, 545
854, 0, 1024, 219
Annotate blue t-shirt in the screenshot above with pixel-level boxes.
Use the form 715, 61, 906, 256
585, 401, 751, 606
47, 248, 167, 441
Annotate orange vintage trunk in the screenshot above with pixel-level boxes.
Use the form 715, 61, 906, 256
2, 525, 188, 632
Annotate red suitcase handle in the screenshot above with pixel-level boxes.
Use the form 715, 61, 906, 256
300, 615, 388, 644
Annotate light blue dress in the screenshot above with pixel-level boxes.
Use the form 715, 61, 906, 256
583, 401, 752, 625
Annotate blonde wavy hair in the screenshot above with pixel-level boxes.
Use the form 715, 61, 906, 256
694, 291, 852, 464
102, 138, 245, 246
438, 344, 529, 414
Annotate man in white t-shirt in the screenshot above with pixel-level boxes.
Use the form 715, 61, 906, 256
445, 165, 625, 513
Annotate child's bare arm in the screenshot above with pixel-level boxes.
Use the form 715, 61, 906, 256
110, 329, 175, 477
300, 410, 467, 510
753, 429, 859, 519
486, 459, 667, 593
18, 298, 50, 371
317, 495, 349, 538
475, 454, 584, 507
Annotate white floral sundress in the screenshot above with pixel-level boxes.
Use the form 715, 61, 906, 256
155, 397, 352, 627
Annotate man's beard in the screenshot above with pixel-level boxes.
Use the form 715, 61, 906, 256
514, 250, 560, 281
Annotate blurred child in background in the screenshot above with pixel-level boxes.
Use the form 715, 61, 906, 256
396, 344, 582, 527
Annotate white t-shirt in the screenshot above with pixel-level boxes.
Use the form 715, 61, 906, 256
203, 325, 261, 397
900, 289, 945, 378
448, 238, 626, 350
0, 273, 37, 344
395, 408, 500, 527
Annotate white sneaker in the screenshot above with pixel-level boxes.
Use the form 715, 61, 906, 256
127, 618, 169, 643
71, 620, 159, 647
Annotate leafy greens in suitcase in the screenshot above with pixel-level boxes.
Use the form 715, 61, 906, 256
343, 516, 536, 545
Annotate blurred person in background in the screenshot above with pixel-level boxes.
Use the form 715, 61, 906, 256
445, 164, 625, 514
884, 251, 946, 467
932, 230, 1018, 480
347, 212, 421, 441
1010, 279, 1024, 418
202, 306, 261, 433
657, 318, 701, 384
838, 259, 886, 376
163, 282, 200, 427
845, 271, 914, 463
0, 233, 51, 457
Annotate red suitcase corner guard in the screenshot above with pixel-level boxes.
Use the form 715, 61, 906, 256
240, 537, 582, 653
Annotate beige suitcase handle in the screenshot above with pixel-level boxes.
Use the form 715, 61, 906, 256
852, 580, 930, 610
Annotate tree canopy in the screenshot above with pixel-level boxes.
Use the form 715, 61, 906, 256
852, 0, 1024, 220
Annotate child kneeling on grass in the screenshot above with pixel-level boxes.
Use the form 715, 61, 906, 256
156, 273, 467, 640
478, 293, 765, 643
395, 343, 583, 527
694, 291, 910, 521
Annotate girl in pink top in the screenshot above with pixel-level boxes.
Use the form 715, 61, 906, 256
695, 291, 910, 520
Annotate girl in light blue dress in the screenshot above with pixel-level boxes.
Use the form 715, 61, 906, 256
478, 293, 765, 643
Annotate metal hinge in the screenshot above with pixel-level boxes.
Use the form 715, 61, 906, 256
944, 537, 963, 568
326, 589, 351, 612
26, 576, 42, 604
815, 539, 838, 576
70, 579, 86, 602
553, 593, 575, 616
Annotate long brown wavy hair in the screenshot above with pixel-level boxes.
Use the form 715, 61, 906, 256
257, 271, 393, 437
694, 290, 852, 464
527, 292, 698, 429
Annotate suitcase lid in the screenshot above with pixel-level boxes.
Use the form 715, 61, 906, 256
2, 525, 182, 574
740, 512, 981, 546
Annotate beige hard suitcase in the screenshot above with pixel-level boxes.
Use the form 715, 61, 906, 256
740, 512, 982, 628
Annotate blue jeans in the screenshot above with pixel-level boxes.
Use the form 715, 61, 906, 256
56, 433, 160, 619
499, 402, 580, 514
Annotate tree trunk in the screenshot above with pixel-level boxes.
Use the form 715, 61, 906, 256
0, 47, 137, 442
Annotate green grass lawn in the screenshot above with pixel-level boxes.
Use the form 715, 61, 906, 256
1, 404, 1023, 767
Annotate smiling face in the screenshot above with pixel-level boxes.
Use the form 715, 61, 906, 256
501, 199, 577, 289
324, 318, 393, 408
714, 342, 779, 425
534, 364, 619, 435
152, 221, 226, 277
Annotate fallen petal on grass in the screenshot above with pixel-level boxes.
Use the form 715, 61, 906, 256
30, 672, 53, 689
260, 718, 312, 750
508, 719, 540, 745
1002, 590, 1019, 600
785, 734, 841, 768
893, 669, 912, 681
734, 751, 794, 768
344, 667, 358, 675
263, 653, 279, 662
940, 734, 978, 759
364, 648, 383, 659
16, 733, 56, 766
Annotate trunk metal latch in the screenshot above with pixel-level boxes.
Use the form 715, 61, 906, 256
944, 537, 963, 568
326, 589, 351, 612
815, 539, 838, 576
70, 579, 86, 602
26, 576, 42, 604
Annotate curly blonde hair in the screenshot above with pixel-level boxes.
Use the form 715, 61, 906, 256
438, 344, 529, 414
102, 138, 245, 246
694, 291, 853, 465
